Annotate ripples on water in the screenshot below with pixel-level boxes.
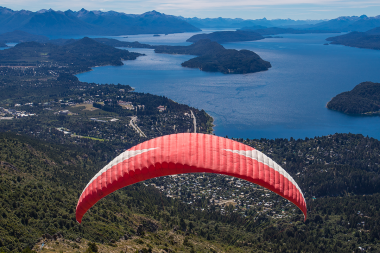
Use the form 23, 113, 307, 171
77, 32, 380, 140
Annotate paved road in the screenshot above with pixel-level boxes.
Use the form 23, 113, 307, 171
190, 110, 197, 133
129, 116, 147, 138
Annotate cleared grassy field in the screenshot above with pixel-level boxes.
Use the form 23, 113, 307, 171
71, 103, 99, 111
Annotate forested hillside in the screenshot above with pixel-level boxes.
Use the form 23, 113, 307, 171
1, 132, 380, 252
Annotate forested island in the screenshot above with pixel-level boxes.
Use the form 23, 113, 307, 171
155, 39, 271, 74
181, 48, 271, 74
327, 81, 380, 114
326, 27, 380, 50
186, 30, 264, 43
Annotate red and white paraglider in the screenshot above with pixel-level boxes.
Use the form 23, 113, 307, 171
76, 133, 307, 223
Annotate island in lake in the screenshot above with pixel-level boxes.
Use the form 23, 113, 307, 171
326, 26, 380, 50
327, 81, 380, 114
186, 30, 264, 43
155, 39, 271, 74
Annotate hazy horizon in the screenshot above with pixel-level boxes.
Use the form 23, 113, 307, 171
1, 1, 380, 20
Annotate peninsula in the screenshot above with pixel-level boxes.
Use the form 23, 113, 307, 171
326, 26, 380, 50
0, 37, 143, 68
327, 81, 380, 114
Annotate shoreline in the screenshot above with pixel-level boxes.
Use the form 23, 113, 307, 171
207, 114, 215, 134
76, 65, 217, 135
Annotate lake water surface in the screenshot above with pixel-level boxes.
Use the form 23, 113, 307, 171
77, 32, 380, 140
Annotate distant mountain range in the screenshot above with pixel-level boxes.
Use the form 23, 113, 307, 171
0, 7, 200, 36
298, 15, 380, 32
190, 15, 380, 32
1, 6, 379, 38
180, 17, 322, 28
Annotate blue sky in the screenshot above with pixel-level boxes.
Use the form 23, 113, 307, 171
2, 0, 380, 20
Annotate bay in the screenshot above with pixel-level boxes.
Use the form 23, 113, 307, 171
77, 32, 380, 140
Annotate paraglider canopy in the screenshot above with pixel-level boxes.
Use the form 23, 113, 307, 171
76, 133, 307, 223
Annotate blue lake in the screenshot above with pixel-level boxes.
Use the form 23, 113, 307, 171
77, 32, 380, 140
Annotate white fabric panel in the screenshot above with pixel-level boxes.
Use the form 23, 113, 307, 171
81, 148, 158, 195
223, 149, 304, 196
